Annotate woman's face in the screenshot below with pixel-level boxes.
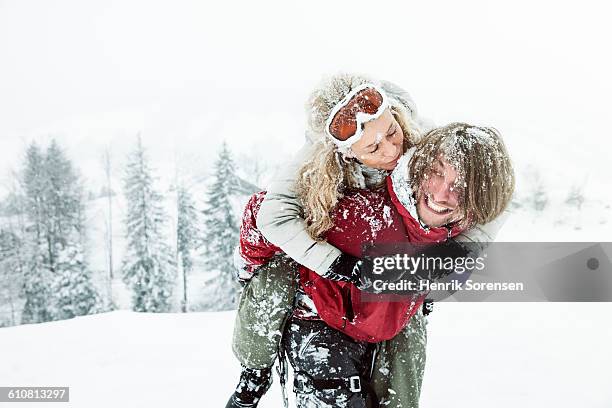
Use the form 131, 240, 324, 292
349, 109, 404, 171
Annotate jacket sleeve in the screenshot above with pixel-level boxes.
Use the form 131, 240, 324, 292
256, 142, 342, 275
235, 192, 282, 282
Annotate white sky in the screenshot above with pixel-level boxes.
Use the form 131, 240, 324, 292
0, 0, 611, 196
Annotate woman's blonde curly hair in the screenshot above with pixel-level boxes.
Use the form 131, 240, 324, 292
295, 73, 421, 240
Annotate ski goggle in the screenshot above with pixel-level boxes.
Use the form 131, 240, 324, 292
324, 83, 389, 151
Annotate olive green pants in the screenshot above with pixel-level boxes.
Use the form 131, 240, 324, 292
371, 310, 427, 408
232, 256, 427, 408
232, 256, 299, 369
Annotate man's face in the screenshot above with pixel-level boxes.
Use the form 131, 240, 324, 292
349, 109, 404, 171
415, 155, 464, 228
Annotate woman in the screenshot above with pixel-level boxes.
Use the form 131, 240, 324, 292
226, 74, 506, 408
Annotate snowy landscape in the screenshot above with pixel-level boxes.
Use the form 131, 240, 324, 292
1, 0, 612, 406
1, 304, 611, 407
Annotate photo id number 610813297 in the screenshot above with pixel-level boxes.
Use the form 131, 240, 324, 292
0, 387, 69, 402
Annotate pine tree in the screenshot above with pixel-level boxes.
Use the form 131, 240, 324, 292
53, 243, 102, 319
0, 179, 28, 326
176, 184, 199, 312
45, 141, 99, 320
0, 229, 22, 326
42, 141, 84, 265
201, 142, 240, 311
20, 143, 53, 323
20, 140, 101, 323
122, 137, 176, 312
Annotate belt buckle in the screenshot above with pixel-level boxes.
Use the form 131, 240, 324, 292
348, 375, 361, 393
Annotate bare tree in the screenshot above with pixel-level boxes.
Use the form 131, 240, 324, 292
524, 166, 548, 212
171, 150, 200, 313
102, 147, 114, 303
565, 183, 586, 211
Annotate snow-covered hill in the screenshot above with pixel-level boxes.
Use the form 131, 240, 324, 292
1, 304, 611, 407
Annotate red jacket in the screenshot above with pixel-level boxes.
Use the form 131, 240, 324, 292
238, 176, 463, 342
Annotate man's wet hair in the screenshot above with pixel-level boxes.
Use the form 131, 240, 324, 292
409, 122, 515, 227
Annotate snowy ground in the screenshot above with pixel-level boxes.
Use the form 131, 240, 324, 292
1, 304, 611, 408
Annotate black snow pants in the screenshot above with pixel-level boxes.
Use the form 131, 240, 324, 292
282, 317, 376, 408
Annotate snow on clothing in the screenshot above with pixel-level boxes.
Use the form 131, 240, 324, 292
282, 318, 375, 408
277, 182, 456, 408
232, 149, 504, 406
299, 183, 464, 342
235, 184, 463, 408
232, 254, 299, 369
226, 364, 274, 407
371, 308, 427, 408
256, 143, 505, 278
238, 160, 464, 343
